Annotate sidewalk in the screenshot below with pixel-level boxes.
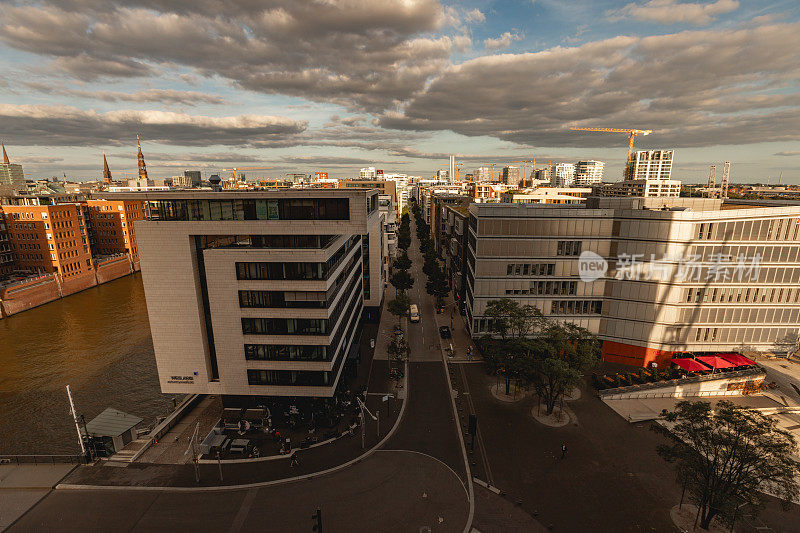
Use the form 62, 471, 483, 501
0, 464, 75, 530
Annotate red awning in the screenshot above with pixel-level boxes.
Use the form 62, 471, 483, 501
717, 353, 757, 367
670, 358, 710, 372
695, 356, 736, 370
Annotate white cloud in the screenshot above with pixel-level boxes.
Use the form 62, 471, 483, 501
464, 9, 486, 23
608, 0, 740, 26
484, 31, 523, 52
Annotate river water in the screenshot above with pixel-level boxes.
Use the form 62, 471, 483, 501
0, 273, 176, 455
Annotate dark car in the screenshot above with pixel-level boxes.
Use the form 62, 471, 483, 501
439, 326, 452, 339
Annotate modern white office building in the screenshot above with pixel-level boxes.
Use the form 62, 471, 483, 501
551, 163, 576, 187
626, 149, 674, 181
0, 145, 26, 195
105, 189, 384, 400
575, 160, 605, 186
465, 197, 800, 367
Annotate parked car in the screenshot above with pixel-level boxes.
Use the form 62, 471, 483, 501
439, 326, 451, 339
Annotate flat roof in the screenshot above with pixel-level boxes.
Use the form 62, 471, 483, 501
96, 189, 378, 201
84, 408, 142, 437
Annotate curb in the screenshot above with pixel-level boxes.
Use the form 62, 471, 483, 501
57, 361, 411, 493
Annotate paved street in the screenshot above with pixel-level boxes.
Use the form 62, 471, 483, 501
10, 451, 468, 533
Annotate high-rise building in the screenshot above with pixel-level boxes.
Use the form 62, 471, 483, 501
626, 149, 673, 181
473, 167, 491, 182
551, 163, 576, 187
464, 197, 800, 367
502, 166, 520, 187
359, 167, 377, 179
449, 156, 456, 182
575, 160, 604, 186
108, 189, 385, 400
0, 145, 26, 194
184, 170, 201, 186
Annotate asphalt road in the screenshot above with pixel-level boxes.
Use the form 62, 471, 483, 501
10, 451, 468, 533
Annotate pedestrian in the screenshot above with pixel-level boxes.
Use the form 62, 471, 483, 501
561, 444, 567, 459
290, 451, 299, 467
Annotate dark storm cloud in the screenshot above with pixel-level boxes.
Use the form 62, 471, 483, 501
382, 22, 800, 149
0, 105, 307, 147
0, 0, 455, 111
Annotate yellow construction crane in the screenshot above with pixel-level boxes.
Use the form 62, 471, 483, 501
511, 159, 535, 185
221, 166, 274, 181
569, 127, 652, 163
454, 162, 463, 180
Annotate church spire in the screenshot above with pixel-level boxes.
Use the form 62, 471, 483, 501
2, 143, 9, 164
137, 134, 148, 180
103, 153, 112, 183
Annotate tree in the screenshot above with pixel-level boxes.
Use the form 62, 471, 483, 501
393, 251, 412, 272
390, 269, 414, 295
387, 293, 411, 327
425, 265, 450, 307
530, 322, 599, 414
655, 401, 800, 530
388, 336, 410, 364
397, 234, 411, 251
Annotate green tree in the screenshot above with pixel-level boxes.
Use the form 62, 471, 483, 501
393, 251, 412, 272
390, 269, 414, 295
655, 401, 800, 530
388, 336, 410, 365
387, 293, 411, 327
530, 322, 599, 414
397, 234, 411, 251
425, 265, 450, 307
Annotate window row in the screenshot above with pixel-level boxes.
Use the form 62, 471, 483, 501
696, 218, 800, 242
556, 241, 582, 256
239, 264, 362, 309
686, 286, 800, 304
506, 263, 555, 276
245, 344, 329, 362
550, 300, 602, 315
678, 306, 800, 326
200, 234, 337, 250
150, 198, 350, 222
505, 281, 577, 296
235, 236, 360, 281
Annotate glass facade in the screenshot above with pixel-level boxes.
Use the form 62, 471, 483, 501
149, 198, 349, 221
235, 236, 360, 281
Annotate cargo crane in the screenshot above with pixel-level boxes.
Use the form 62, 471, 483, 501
221, 166, 274, 182
569, 127, 652, 165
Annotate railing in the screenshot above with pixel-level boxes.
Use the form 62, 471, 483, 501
0, 273, 56, 292
598, 367, 765, 397
0, 454, 86, 465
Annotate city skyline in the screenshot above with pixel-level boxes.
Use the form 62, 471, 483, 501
0, 0, 799, 182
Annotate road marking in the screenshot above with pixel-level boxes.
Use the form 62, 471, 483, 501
228, 488, 257, 533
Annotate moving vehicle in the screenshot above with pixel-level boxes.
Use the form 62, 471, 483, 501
439, 326, 451, 339
409, 304, 420, 323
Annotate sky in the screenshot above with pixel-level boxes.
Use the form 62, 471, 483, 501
0, 0, 799, 184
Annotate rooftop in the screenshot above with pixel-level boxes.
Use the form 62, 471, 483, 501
84, 408, 142, 437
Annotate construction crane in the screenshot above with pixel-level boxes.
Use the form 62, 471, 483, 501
221, 166, 274, 182
569, 127, 653, 164
512, 158, 535, 186
490, 163, 498, 181
720, 161, 730, 199
454, 162, 463, 180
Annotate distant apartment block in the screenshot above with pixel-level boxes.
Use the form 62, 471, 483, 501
500, 187, 591, 205
502, 166, 520, 187
595, 179, 681, 198
551, 163, 576, 187
464, 198, 800, 367
109, 190, 385, 400
575, 160, 605, 186
626, 149, 673, 181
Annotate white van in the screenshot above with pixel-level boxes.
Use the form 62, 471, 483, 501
409, 304, 420, 323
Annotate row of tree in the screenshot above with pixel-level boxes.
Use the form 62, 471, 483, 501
412, 203, 451, 308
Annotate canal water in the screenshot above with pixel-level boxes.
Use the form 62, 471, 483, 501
0, 273, 176, 455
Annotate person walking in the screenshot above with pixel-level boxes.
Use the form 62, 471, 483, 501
290, 451, 299, 468
561, 444, 568, 459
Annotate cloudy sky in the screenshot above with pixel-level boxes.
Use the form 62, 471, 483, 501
0, 0, 799, 183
